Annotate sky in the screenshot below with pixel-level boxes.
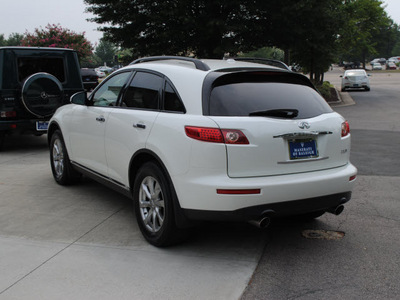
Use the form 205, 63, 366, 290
1, 0, 400, 48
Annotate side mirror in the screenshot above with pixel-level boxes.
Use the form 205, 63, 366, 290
70, 91, 87, 105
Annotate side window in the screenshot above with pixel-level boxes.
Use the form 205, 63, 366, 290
92, 72, 131, 107
122, 72, 162, 110
163, 81, 185, 113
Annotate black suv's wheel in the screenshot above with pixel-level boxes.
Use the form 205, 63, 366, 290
50, 130, 80, 185
133, 162, 185, 247
22, 73, 64, 118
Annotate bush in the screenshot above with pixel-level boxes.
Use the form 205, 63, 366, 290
316, 81, 337, 102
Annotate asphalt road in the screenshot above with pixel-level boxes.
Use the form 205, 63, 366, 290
241, 68, 400, 300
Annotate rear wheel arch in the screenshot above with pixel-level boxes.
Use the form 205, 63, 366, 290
47, 122, 61, 146
128, 149, 191, 229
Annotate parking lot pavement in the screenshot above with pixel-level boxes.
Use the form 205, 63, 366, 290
0, 135, 267, 300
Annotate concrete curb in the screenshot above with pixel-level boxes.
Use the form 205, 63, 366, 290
329, 87, 356, 107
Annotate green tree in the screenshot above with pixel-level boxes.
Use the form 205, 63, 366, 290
240, 47, 284, 61
392, 41, 400, 56
84, 0, 271, 58
0, 34, 5, 46
0, 33, 24, 46
6, 33, 24, 46
261, 0, 343, 84
21, 24, 93, 60
95, 38, 117, 66
338, 0, 390, 67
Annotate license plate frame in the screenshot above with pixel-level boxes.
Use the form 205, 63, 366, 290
289, 139, 318, 160
36, 121, 49, 131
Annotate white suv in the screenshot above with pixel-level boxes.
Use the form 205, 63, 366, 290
48, 57, 357, 246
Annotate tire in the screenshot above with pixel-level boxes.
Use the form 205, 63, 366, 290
0, 131, 5, 150
133, 161, 185, 247
365, 87, 370, 91
22, 73, 64, 118
50, 130, 80, 185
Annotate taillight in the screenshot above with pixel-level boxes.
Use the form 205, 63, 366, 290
185, 126, 249, 144
341, 121, 350, 137
1, 111, 17, 118
221, 129, 249, 144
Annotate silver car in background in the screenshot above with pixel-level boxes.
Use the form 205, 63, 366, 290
341, 69, 370, 91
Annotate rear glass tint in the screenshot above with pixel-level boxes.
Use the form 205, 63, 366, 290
208, 73, 332, 118
18, 57, 65, 82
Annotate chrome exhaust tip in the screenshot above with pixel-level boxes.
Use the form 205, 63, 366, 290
248, 216, 271, 229
327, 204, 344, 216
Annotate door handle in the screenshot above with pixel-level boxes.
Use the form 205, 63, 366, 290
133, 123, 146, 129
96, 116, 106, 122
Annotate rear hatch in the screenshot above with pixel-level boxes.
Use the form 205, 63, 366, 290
204, 71, 350, 178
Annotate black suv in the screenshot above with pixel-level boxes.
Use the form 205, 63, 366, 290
0, 47, 83, 147
80, 68, 99, 91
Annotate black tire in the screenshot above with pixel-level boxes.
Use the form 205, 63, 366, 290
49, 130, 80, 185
0, 131, 5, 150
22, 73, 64, 118
133, 161, 185, 247
365, 87, 370, 91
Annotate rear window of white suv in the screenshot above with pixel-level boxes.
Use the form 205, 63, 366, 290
206, 71, 332, 119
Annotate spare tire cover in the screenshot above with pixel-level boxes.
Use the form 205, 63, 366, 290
22, 72, 64, 118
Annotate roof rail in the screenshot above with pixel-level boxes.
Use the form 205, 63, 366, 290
227, 57, 291, 71
130, 56, 210, 71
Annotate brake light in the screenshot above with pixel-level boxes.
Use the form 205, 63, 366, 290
1, 111, 17, 118
349, 175, 357, 181
341, 121, 350, 137
185, 126, 249, 144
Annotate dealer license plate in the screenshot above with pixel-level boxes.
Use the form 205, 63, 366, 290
289, 139, 318, 160
36, 121, 49, 131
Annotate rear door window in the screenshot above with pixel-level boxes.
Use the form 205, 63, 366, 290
122, 72, 162, 110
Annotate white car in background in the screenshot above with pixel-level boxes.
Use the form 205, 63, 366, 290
372, 63, 383, 70
94, 68, 106, 78
48, 57, 357, 246
341, 69, 371, 91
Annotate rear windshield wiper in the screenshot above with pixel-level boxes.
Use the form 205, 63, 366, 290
249, 109, 299, 119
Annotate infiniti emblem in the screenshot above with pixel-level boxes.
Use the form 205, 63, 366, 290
298, 121, 310, 129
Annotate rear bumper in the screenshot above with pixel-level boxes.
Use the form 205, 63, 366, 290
183, 192, 352, 221
173, 163, 357, 218
0, 119, 49, 134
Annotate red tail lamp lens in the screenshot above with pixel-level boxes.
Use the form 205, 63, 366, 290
341, 121, 350, 137
221, 129, 249, 144
185, 126, 224, 143
185, 126, 249, 144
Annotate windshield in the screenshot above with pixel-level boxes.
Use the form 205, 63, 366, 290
345, 70, 366, 76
